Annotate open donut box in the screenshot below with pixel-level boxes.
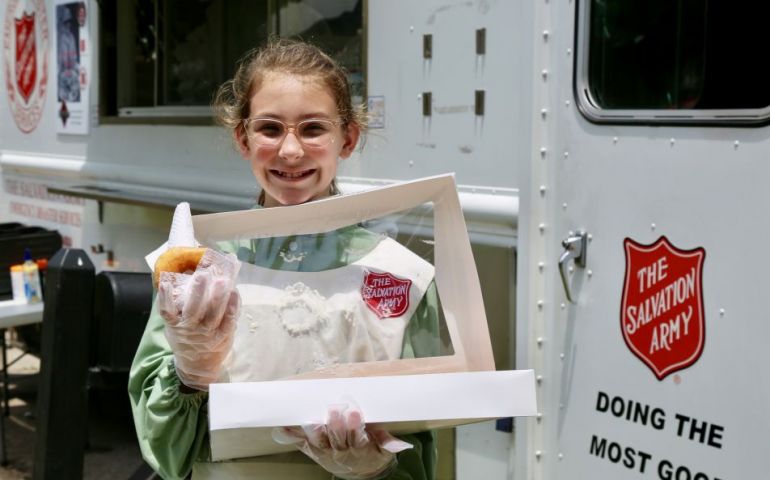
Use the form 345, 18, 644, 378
191, 174, 537, 460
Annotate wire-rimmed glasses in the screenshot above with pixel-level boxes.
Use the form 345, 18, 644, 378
242, 118, 341, 149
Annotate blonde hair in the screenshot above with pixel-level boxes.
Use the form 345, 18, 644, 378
212, 38, 366, 205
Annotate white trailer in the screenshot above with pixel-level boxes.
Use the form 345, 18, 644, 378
1, 0, 766, 479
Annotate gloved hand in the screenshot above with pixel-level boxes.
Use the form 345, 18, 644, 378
273, 403, 412, 480
157, 250, 241, 391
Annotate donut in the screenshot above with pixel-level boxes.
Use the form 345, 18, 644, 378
153, 247, 206, 287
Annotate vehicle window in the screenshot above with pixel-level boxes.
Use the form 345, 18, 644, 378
577, 0, 770, 123
99, 0, 363, 120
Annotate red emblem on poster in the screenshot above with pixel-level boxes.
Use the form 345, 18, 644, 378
4, 0, 49, 133
14, 12, 36, 103
621, 237, 706, 380
361, 270, 412, 319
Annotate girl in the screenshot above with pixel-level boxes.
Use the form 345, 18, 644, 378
129, 39, 438, 480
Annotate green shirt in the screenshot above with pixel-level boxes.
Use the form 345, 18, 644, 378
129, 226, 439, 479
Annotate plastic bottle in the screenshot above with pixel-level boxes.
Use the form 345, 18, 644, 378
22, 249, 42, 304
10, 265, 25, 302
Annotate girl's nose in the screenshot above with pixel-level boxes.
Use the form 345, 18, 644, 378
278, 131, 304, 162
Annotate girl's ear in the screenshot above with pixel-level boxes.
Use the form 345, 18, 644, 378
234, 127, 250, 158
338, 122, 361, 159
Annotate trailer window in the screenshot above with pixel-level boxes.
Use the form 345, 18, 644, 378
576, 0, 770, 124
99, 0, 363, 122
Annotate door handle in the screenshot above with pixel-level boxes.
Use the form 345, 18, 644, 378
559, 231, 588, 304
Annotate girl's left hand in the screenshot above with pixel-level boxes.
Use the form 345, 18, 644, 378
273, 404, 412, 480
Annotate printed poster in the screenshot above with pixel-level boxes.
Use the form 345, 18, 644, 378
54, 0, 89, 134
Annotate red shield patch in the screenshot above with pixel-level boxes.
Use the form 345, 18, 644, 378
621, 237, 706, 380
361, 270, 412, 319
14, 12, 36, 103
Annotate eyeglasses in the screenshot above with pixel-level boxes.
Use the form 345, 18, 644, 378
242, 118, 341, 149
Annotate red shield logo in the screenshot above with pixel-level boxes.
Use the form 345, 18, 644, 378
361, 270, 412, 319
14, 12, 36, 103
621, 237, 706, 380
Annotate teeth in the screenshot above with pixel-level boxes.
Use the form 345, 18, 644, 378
278, 170, 309, 178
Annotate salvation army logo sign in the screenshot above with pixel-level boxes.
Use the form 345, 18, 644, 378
361, 270, 412, 319
3, 0, 49, 133
621, 237, 706, 380
14, 12, 36, 102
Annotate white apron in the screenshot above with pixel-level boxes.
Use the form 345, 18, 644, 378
193, 237, 435, 479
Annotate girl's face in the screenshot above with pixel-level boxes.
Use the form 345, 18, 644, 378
237, 72, 359, 207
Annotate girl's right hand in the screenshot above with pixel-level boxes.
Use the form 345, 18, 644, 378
273, 404, 412, 480
158, 269, 241, 391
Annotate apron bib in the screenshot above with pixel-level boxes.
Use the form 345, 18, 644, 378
194, 237, 434, 476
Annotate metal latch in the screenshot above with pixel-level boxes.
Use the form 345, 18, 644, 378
559, 231, 588, 304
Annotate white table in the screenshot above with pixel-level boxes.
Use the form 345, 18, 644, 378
0, 300, 44, 329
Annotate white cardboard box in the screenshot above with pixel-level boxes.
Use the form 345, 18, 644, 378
193, 175, 537, 460
209, 370, 536, 460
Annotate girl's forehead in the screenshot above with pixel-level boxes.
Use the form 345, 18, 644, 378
253, 73, 334, 101
248, 72, 338, 118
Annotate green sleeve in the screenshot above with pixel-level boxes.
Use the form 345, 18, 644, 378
379, 281, 439, 480
401, 280, 441, 359
128, 295, 210, 480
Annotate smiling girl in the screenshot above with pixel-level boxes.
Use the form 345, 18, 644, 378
129, 39, 438, 480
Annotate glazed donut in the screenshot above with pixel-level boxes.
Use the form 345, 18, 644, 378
153, 247, 206, 287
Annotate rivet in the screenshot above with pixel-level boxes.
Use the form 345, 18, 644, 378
719, 308, 725, 316
568, 265, 574, 274
539, 223, 546, 233
417, 94, 422, 100
410, 26, 414, 32
539, 185, 547, 196
537, 337, 544, 346
541, 69, 549, 80
562, 203, 567, 210
560, 303, 566, 310
588, 233, 593, 241
540, 147, 547, 158
541, 108, 548, 119
565, 100, 571, 107
542, 30, 550, 41
535, 450, 542, 460
734, 140, 740, 149
538, 261, 545, 271
409, 160, 414, 167
613, 136, 618, 144
558, 453, 564, 460
670, 138, 676, 146
559, 403, 564, 409
587, 269, 593, 277
651, 223, 656, 231
537, 413, 543, 421
537, 300, 544, 309
560, 352, 565, 359
566, 48, 572, 56
563, 151, 569, 158
536, 375, 543, 384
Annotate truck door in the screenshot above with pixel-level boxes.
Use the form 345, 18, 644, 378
518, 1, 770, 479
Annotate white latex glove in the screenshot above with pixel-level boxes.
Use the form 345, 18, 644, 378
157, 249, 241, 391
273, 404, 412, 480
151, 202, 241, 391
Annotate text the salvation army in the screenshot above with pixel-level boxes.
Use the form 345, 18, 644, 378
625, 255, 697, 354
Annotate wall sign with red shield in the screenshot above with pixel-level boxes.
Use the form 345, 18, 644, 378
620, 236, 706, 380
3, 0, 49, 133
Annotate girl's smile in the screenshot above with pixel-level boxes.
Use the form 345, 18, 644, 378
271, 169, 316, 180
